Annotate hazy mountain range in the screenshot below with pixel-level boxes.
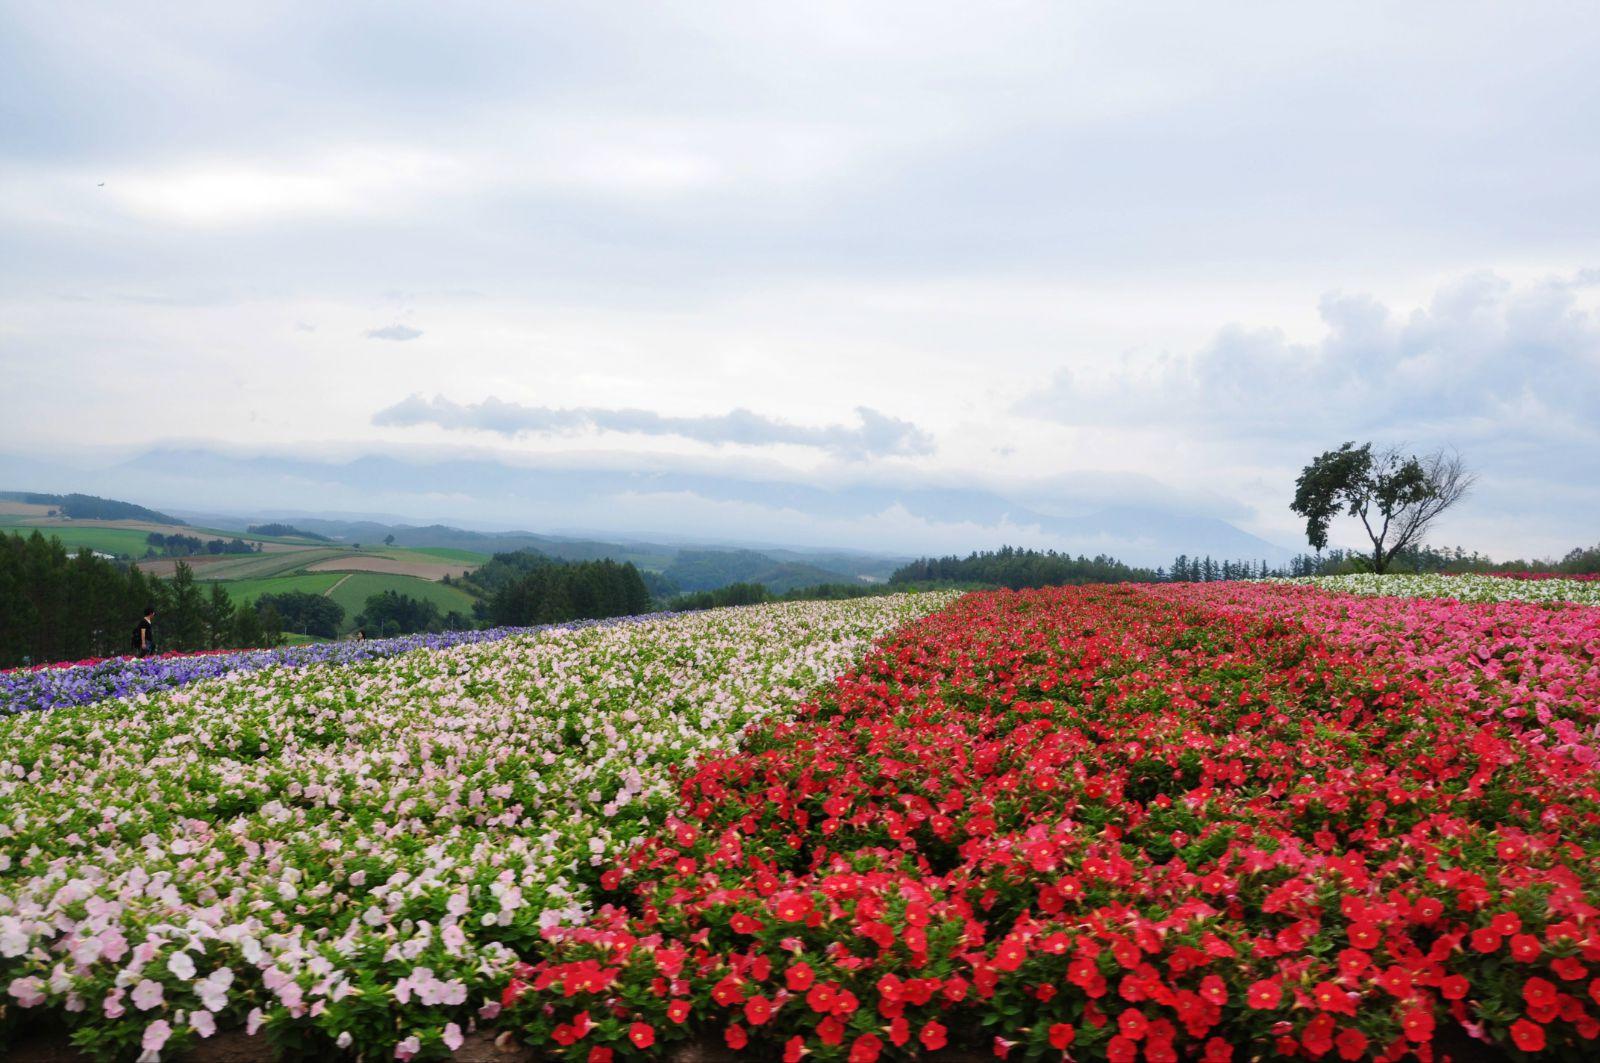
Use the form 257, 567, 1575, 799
1, 446, 1297, 568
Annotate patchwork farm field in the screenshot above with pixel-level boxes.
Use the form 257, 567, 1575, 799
323, 571, 481, 621
201, 572, 346, 606
3, 578, 1599, 1061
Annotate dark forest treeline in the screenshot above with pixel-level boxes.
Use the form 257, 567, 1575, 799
144, 532, 260, 558
0, 531, 275, 667
246, 523, 332, 541
1268, 542, 1600, 578
891, 547, 1162, 588
478, 555, 653, 626
896, 541, 1600, 590
0, 491, 185, 525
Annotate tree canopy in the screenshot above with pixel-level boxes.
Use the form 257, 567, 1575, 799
1290, 442, 1474, 573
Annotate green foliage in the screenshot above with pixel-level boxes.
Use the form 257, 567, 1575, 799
0, 534, 279, 665
891, 546, 1161, 589
668, 581, 773, 611
1290, 442, 1472, 573
204, 583, 235, 649
356, 590, 442, 637
0, 491, 185, 524
246, 522, 332, 541
486, 558, 652, 626
457, 549, 549, 596
254, 590, 346, 638
144, 532, 257, 557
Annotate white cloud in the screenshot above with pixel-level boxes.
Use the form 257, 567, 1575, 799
373, 395, 934, 460
365, 324, 423, 341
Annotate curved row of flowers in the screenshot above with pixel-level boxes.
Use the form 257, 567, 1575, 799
0, 593, 956, 1060
506, 583, 1600, 1060
1182, 581, 1600, 768
1271, 573, 1600, 606
0, 621, 655, 716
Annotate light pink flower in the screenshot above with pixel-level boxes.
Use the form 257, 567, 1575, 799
8, 976, 45, 1007
131, 979, 164, 1011
142, 1019, 172, 1053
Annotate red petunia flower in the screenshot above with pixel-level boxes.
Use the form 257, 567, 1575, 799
1523, 977, 1557, 1008
1399, 1005, 1434, 1042
920, 1022, 949, 1052
1247, 979, 1282, 1009
1510, 934, 1542, 962
786, 962, 815, 992
848, 1034, 882, 1063
1347, 922, 1381, 950
1334, 1029, 1367, 1060
1510, 1018, 1546, 1052
628, 1022, 655, 1049
1048, 1023, 1076, 1049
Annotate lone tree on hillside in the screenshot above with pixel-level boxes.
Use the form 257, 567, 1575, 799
1290, 442, 1474, 574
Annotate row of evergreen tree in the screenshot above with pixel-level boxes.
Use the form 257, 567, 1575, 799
482, 557, 653, 626
891, 547, 1162, 588
0, 531, 278, 668
144, 532, 260, 558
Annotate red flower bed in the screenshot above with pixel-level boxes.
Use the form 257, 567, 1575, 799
504, 586, 1600, 1060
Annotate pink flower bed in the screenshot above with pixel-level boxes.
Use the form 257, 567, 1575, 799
1164, 582, 1600, 768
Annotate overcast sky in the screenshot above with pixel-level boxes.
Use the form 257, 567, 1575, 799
3, 1, 1598, 558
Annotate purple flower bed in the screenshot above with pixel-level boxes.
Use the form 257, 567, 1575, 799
0, 615, 665, 715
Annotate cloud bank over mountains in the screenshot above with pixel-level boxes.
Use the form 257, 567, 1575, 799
0, 445, 1290, 567
372, 396, 934, 459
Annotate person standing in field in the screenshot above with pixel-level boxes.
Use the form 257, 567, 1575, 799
133, 605, 156, 657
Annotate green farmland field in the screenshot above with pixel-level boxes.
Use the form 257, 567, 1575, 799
327, 572, 481, 625
176, 548, 352, 581
402, 546, 492, 564
0, 525, 157, 557
198, 572, 346, 605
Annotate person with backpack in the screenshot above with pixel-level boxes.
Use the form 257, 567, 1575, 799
132, 605, 156, 657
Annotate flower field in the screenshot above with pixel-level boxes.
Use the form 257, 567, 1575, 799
0, 594, 953, 1060
0, 625, 611, 716
510, 582, 1600, 1061
1276, 573, 1600, 607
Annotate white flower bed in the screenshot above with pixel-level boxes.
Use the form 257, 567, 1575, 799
0, 594, 956, 1060
1270, 573, 1600, 606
